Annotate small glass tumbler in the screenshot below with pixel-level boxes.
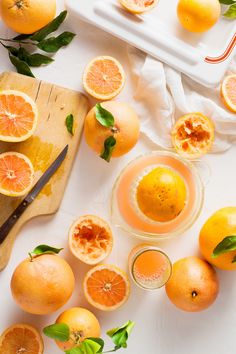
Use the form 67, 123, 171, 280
128, 244, 172, 290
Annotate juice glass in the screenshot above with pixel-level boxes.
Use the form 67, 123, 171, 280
129, 244, 172, 290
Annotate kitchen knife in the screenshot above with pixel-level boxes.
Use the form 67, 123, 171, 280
0, 145, 68, 244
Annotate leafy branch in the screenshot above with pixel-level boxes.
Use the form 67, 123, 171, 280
0, 11, 75, 77
43, 320, 135, 354
219, 0, 236, 18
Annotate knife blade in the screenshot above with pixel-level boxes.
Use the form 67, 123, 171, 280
0, 145, 68, 244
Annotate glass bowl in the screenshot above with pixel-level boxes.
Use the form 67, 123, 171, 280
111, 151, 204, 241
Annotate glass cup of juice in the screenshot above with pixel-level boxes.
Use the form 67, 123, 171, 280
129, 244, 172, 290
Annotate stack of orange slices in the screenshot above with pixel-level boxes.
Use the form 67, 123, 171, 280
0, 90, 38, 197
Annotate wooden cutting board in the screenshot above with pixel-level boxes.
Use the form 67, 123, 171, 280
0, 72, 89, 270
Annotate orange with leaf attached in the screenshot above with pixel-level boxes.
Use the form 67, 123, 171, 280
11, 248, 75, 314
84, 101, 140, 161
199, 207, 236, 271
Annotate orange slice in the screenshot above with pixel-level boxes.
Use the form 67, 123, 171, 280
83, 56, 126, 100
171, 113, 214, 159
0, 90, 38, 142
68, 215, 113, 265
83, 264, 130, 311
0, 323, 44, 354
221, 75, 236, 112
119, 0, 158, 14
0, 152, 34, 197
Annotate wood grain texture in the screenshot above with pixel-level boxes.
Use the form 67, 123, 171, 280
0, 72, 89, 270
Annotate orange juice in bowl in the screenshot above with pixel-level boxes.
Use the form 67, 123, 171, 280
111, 151, 204, 240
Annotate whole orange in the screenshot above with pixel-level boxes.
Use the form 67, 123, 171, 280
55, 307, 101, 351
11, 254, 75, 315
165, 256, 219, 312
199, 207, 236, 271
84, 101, 140, 158
177, 0, 221, 33
0, 0, 56, 34
136, 167, 187, 222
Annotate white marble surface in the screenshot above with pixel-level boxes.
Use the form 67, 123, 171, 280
0, 1, 236, 354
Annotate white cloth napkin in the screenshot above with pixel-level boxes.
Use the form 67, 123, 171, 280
127, 46, 236, 153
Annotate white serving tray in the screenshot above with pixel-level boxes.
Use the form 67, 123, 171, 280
66, 0, 236, 87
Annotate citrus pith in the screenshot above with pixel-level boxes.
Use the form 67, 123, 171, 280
0, 152, 34, 197
83, 56, 126, 100
84, 264, 130, 311
0, 90, 38, 142
69, 215, 113, 265
119, 0, 159, 14
0, 323, 44, 354
171, 113, 214, 159
221, 75, 236, 113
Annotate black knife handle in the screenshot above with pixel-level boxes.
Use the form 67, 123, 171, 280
0, 199, 31, 244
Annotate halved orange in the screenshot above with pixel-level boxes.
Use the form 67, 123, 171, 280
171, 113, 214, 159
119, 0, 158, 14
69, 215, 113, 265
0, 90, 38, 142
221, 75, 236, 112
83, 264, 130, 311
0, 323, 44, 354
0, 152, 34, 197
83, 56, 126, 100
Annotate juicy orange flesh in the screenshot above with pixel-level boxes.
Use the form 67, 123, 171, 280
0, 94, 35, 137
225, 77, 236, 106
124, 0, 155, 7
0, 155, 32, 193
175, 116, 211, 152
86, 269, 127, 307
72, 220, 110, 261
0, 327, 40, 353
86, 59, 123, 95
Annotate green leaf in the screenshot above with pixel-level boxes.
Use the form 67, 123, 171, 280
37, 32, 76, 53
66, 114, 74, 135
12, 11, 68, 42
224, 3, 236, 18
30, 11, 68, 42
100, 136, 116, 162
212, 236, 236, 258
65, 348, 84, 354
9, 55, 34, 77
65, 339, 102, 354
5, 45, 19, 56
16, 47, 54, 67
43, 323, 70, 342
29, 244, 63, 257
26, 53, 54, 67
107, 321, 135, 350
95, 103, 115, 128
219, 0, 235, 4
87, 338, 104, 353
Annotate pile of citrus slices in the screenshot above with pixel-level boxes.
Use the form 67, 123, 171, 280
0, 90, 38, 197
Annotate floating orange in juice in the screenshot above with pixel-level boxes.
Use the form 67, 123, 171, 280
129, 244, 172, 290
111, 151, 204, 240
